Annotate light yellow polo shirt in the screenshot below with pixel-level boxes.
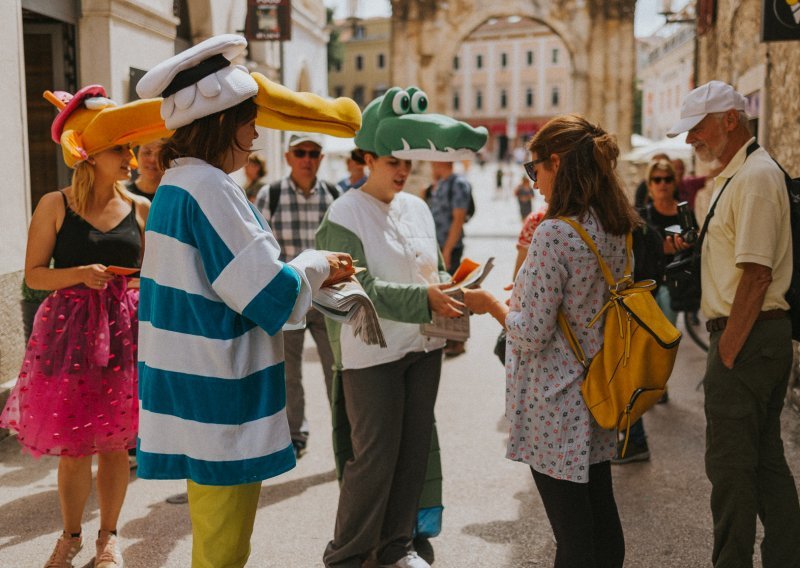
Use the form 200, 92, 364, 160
700, 138, 791, 319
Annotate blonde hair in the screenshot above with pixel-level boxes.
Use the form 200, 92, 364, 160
645, 159, 676, 184
70, 161, 130, 216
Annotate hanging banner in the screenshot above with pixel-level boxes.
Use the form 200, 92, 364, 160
246, 0, 292, 42
762, 0, 800, 42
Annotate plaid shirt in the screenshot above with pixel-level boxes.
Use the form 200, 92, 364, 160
255, 176, 336, 262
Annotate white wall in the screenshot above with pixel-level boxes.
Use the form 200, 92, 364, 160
79, 0, 177, 102
0, 1, 32, 275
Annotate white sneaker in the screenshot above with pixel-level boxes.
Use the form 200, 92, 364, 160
94, 530, 123, 567
380, 551, 431, 568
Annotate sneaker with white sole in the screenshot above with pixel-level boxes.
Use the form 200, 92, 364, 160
44, 533, 82, 568
94, 530, 123, 568
380, 551, 431, 568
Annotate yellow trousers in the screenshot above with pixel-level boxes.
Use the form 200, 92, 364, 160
186, 479, 262, 568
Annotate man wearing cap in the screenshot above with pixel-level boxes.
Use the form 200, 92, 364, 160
668, 80, 800, 567
255, 133, 340, 458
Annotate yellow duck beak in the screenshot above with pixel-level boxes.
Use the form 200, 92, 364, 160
252, 72, 361, 137
45, 90, 172, 168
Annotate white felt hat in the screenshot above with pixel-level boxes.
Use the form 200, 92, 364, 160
666, 80, 747, 138
136, 34, 258, 129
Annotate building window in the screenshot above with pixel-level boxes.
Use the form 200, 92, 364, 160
334, 86, 344, 98
353, 25, 365, 39
551, 48, 559, 64
453, 55, 459, 70
476, 54, 483, 69
377, 53, 385, 69
501, 52, 508, 68
373, 87, 387, 99
353, 86, 365, 107
500, 89, 507, 109
526, 50, 534, 66
551, 86, 560, 107
355, 55, 363, 71
526, 88, 534, 108
476, 89, 483, 110
453, 91, 460, 112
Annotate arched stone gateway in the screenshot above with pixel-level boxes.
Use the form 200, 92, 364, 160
390, 0, 636, 150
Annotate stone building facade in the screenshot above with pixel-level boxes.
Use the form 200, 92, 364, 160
638, 24, 695, 141
449, 16, 572, 160
390, 0, 637, 152
328, 17, 392, 108
696, 0, 800, 172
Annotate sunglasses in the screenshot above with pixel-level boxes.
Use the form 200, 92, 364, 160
650, 176, 674, 184
524, 157, 548, 183
291, 149, 322, 159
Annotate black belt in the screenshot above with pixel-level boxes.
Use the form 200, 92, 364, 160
705, 309, 788, 333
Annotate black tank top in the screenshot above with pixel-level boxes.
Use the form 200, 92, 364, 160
52, 191, 142, 269
125, 179, 155, 202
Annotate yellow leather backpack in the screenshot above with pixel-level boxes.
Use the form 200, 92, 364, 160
556, 218, 682, 455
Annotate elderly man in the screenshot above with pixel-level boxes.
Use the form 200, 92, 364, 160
668, 81, 800, 567
255, 133, 340, 458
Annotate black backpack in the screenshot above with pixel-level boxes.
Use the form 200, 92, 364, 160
772, 156, 800, 341
267, 179, 339, 217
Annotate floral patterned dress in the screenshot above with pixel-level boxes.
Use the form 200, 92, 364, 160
505, 213, 626, 482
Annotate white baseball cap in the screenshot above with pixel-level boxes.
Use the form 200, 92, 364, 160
666, 80, 747, 138
287, 133, 324, 149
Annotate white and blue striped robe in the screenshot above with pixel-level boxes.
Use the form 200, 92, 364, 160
137, 157, 329, 486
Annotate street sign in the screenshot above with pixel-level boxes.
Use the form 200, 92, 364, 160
762, 0, 800, 42
245, 0, 292, 42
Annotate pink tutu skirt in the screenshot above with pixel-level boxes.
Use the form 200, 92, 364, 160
0, 279, 139, 457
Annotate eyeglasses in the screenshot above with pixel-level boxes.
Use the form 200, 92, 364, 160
524, 157, 548, 183
650, 176, 674, 184
291, 149, 322, 159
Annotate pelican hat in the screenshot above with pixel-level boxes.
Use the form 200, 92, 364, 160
43, 85, 170, 168
136, 34, 258, 129
666, 80, 747, 138
287, 133, 324, 150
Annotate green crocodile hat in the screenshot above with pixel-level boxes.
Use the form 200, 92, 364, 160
354, 86, 488, 161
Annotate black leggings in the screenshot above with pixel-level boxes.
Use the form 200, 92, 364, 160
531, 461, 625, 568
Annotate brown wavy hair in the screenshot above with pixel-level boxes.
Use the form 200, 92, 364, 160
159, 98, 257, 171
528, 114, 641, 235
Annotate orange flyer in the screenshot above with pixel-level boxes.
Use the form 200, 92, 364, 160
105, 266, 139, 276
451, 258, 479, 284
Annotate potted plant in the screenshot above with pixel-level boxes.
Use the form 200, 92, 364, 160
20, 279, 50, 340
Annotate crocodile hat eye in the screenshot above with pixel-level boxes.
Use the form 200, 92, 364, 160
392, 90, 411, 115
410, 91, 428, 113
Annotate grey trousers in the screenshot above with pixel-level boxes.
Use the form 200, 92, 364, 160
323, 349, 442, 567
283, 308, 335, 444
705, 318, 800, 568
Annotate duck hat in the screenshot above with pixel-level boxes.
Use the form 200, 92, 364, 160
137, 34, 362, 138
43, 86, 170, 168
355, 86, 488, 160
666, 80, 747, 138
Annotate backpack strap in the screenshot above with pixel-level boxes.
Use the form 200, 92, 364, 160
554, 217, 634, 370
557, 217, 633, 289
269, 179, 339, 218
321, 180, 340, 202
268, 180, 283, 218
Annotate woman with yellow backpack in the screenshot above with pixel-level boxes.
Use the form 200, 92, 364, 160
464, 114, 646, 568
